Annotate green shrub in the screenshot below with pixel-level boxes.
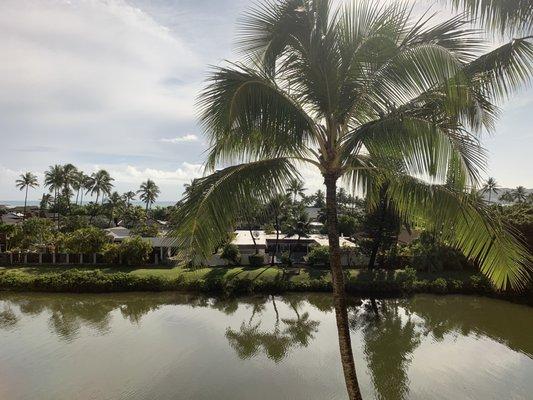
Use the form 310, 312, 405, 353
102, 243, 120, 263
120, 236, 152, 266
430, 278, 448, 294
307, 246, 330, 267
280, 252, 292, 267
248, 254, 264, 268
64, 227, 109, 254
396, 267, 417, 291
221, 243, 240, 265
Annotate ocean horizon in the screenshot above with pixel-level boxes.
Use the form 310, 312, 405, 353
0, 200, 178, 208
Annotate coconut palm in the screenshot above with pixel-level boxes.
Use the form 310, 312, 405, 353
15, 172, 39, 220
499, 190, 515, 204
71, 171, 86, 206
138, 180, 160, 213
44, 164, 64, 228
105, 191, 124, 227
174, 2, 533, 398
61, 164, 78, 209
123, 191, 136, 207
481, 177, 499, 203
286, 178, 306, 203
512, 186, 528, 203
87, 170, 114, 205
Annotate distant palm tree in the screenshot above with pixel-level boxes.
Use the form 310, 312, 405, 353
15, 172, 39, 220
512, 186, 528, 203
39, 193, 52, 212
481, 177, 499, 203
87, 170, 114, 205
286, 178, 306, 203
499, 191, 515, 204
61, 164, 78, 210
80, 173, 93, 206
72, 170, 86, 206
138, 179, 160, 213
123, 191, 136, 207
106, 191, 124, 227
44, 164, 64, 228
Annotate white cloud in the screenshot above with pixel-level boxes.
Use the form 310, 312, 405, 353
160, 134, 199, 143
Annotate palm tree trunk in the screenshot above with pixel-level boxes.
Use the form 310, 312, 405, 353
324, 174, 362, 400
23, 186, 28, 221
271, 215, 280, 266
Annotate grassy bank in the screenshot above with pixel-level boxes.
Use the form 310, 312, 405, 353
1, 265, 531, 304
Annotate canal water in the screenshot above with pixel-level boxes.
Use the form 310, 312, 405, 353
0, 293, 531, 399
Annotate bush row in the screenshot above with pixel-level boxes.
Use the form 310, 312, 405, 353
0, 268, 530, 303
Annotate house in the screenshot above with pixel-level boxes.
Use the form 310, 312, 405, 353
209, 230, 363, 267
104, 227, 178, 263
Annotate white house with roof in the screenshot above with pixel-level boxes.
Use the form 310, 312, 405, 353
209, 230, 363, 267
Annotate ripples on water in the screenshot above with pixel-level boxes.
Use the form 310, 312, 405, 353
0, 293, 531, 400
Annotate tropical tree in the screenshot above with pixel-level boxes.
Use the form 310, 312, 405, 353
512, 186, 528, 203
138, 179, 160, 213
44, 164, 64, 228
481, 177, 499, 203
15, 172, 39, 220
61, 163, 78, 210
72, 170, 86, 206
174, 2, 533, 398
39, 194, 52, 213
87, 170, 114, 205
123, 191, 136, 207
499, 190, 515, 204
286, 178, 306, 203
105, 191, 124, 227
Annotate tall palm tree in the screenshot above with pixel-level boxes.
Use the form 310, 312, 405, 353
481, 177, 499, 203
512, 186, 528, 203
499, 190, 515, 204
105, 191, 124, 227
123, 191, 136, 207
15, 172, 39, 220
44, 164, 64, 228
174, 2, 533, 398
61, 163, 78, 210
286, 178, 306, 203
72, 170, 86, 206
138, 179, 160, 213
87, 170, 114, 205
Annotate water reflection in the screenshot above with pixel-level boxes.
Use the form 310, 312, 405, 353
350, 299, 421, 400
0, 293, 532, 400
226, 295, 320, 362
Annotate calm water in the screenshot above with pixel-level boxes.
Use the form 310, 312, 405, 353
0, 293, 531, 400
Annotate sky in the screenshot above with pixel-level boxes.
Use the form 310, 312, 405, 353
0, 0, 532, 201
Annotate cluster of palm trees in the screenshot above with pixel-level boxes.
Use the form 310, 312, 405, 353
479, 178, 532, 204
15, 164, 161, 226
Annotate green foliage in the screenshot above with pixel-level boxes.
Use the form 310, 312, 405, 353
430, 278, 448, 294
61, 215, 89, 233
248, 254, 265, 268
400, 232, 471, 272
338, 215, 359, 237
9, 218, 55, 251
221, 243, 240, 265
307, 246, 330, 267
119, 236, 153, 266
131, 224, 159, 237
496, 203, 533, 252
63, 227, 109, 254
102, 243, 120, 264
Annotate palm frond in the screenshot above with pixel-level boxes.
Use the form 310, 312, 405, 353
387, 175, 532, 290
172, 158, 300, 261
198, 63, 316, 169
450, 0, 533, 37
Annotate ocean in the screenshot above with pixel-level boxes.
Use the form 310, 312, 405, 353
0, 200, 178, 208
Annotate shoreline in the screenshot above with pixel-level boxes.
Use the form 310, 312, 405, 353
1, 265, 531, 305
